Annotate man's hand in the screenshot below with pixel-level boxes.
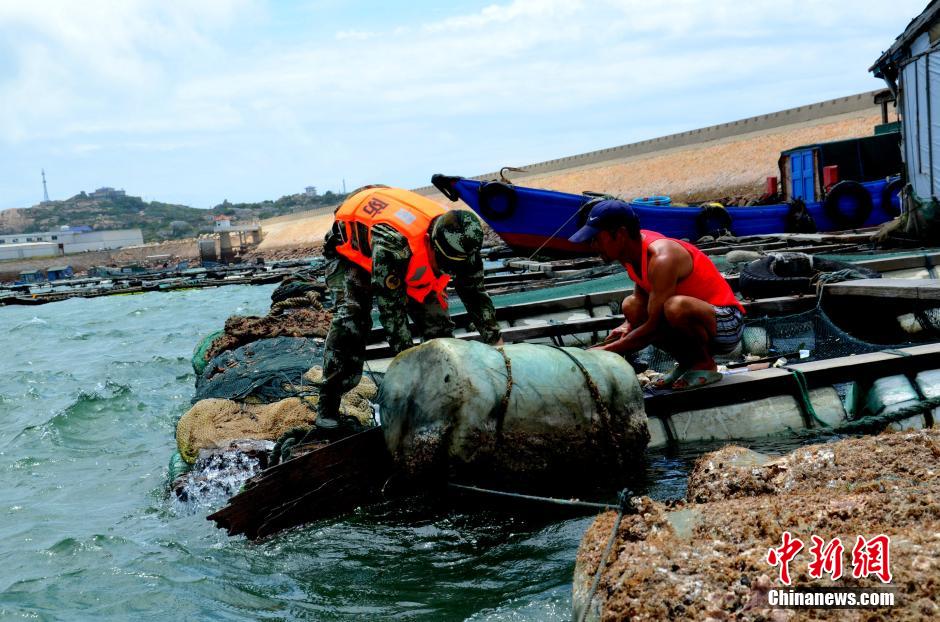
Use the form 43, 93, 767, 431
589, 321, 630, 348
607, 321, 631, 341
592, 335, 630, 353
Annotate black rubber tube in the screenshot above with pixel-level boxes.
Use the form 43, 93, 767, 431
695, 205, 732, 238
823, 180, 873, 229
880, 178, 904, 217
478, 181, 518, 220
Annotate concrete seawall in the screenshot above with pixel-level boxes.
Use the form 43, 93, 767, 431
260, 90, 883, 230
412, 90, 882, 195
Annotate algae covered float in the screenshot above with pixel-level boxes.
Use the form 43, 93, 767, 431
431, 133, 904, 256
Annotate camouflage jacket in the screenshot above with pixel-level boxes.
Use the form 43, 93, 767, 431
369, 223, 501, 350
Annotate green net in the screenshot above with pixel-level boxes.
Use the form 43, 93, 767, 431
194, 337, 324, 404
192, 329, 225, 375
642, 304, 913, 374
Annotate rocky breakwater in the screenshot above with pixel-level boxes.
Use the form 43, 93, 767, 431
573, 430, 940, 620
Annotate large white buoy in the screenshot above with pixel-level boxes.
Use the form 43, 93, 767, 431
379, 339, 648, 489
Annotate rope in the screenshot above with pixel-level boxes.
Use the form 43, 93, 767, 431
447, 482, 618, 510
525, 206, 587, 261
549, 345, 626, 468
444, 481, 635, 622
924, 253, 938, 279
828, 395, 940, 434
491, 346, 514, 436
812, 268, 871, 299
783, 367, 829, 428
579, 489, 634, 622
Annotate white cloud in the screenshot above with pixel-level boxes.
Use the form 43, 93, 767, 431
0, 0, 928, 207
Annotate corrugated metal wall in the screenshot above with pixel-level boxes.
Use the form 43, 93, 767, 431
900, 32, 940, 199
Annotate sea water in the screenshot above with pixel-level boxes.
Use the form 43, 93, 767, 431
0, 285, 800, 621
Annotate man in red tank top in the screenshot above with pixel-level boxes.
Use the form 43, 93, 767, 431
569, 199, 744, 389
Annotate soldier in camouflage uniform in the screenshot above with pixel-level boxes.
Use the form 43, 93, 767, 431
315, 189, 502, 429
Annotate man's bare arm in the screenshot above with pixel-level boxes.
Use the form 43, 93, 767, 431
600, 242, 685, 353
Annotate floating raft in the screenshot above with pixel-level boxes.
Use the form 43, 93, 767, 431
208, 341, 940, 540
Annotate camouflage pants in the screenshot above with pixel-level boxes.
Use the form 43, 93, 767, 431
318, 259, 455, 420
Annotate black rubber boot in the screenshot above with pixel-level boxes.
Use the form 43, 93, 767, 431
315, 391, 341, 429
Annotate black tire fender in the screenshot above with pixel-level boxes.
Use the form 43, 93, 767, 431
880, 178, 904, 217
695, 204, 733, 239
478, 181, 517, 220
739, 253, 882, 299
575, 195, 611, 228
785, 198, 817, 233
823, 180, 873, 229
739, 255, 813, 299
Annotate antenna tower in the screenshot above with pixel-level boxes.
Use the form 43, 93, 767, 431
41, 169, 50, 203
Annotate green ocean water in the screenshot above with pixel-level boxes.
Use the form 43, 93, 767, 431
0, 285, 795, 621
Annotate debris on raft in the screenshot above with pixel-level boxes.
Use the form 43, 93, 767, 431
574, 430, 940, 620
179, 370, 377, 463
204, 305, 332, 362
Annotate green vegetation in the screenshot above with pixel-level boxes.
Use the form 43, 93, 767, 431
0, 190, 348, 243
211, 191, 346, 221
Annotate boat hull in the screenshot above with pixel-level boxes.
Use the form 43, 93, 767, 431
437, 176, 900, 257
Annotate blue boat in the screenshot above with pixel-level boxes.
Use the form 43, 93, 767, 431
432, 133, 904, 256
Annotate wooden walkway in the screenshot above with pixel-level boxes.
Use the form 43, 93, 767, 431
825, 278, 940, 301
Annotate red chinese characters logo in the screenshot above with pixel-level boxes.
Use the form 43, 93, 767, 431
766, 531, 804, 585
766, 533, 892, 585
807, 536, 844, 580
851, 535, 893, 583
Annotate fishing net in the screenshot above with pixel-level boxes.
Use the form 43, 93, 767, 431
641, 304, 907, 374
271, 278, 328, 306
178, 373, 377, 463
203, 308, 333, 362
194, 337, 325, 403
192, 329, 225, 375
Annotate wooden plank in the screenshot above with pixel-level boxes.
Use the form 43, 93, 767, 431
207, 427, 391, 540
368, 289, 627, 341
824, 278, 940, 300
365, 316, 624, 359
644, 342, 940, 418
854, 252, 940, 273
483, 272, 550, 286
365, 295, 814, 359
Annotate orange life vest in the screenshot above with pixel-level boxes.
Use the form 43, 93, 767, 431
334, 187, 451, 308
624, 230, 745, 312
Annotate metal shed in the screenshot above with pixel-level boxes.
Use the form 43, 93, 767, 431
871, 0, 940, 202
46, 266, 74, 281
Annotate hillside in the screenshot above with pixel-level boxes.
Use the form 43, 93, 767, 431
0, 190, 348, 243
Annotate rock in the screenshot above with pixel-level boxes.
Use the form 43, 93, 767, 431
574, 430, 940, 620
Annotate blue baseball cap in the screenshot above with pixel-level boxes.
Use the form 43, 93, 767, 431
568, 199, 639, 244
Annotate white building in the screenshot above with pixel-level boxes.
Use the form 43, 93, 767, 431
88, 187, 127, 199
0, 242, 59, 261
0, 228, 144, 256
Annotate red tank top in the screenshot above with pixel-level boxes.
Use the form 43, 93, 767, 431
623, 230, 744, 312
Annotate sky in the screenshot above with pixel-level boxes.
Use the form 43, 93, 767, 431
0, 0, 929, 210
